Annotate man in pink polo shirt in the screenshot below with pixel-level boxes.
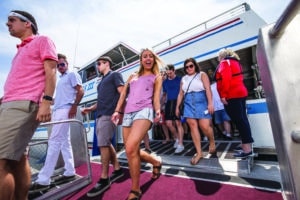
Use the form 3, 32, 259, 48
0, 10, 57, 199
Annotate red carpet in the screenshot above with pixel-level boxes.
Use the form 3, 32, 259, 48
64, 162, 283, 200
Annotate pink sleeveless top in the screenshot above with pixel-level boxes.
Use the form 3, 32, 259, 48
124, 74, 156, 113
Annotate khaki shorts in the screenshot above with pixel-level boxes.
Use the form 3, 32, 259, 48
0, 101, 39, 161
96, 115, 116, 147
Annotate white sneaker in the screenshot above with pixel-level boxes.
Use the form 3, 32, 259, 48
173, 139, 179, 148
175, 145, 184, 153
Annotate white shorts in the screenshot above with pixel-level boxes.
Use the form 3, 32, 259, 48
122, 107, 153, 127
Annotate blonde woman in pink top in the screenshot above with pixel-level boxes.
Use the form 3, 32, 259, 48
112, 48, 163, 200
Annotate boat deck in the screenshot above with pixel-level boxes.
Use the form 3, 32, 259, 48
109, 139, 281, 190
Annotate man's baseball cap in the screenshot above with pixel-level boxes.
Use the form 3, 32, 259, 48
97, 56, 112, 66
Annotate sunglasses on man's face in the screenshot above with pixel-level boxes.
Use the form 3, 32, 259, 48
185, 64, 194, 69
57, 63, 66, 68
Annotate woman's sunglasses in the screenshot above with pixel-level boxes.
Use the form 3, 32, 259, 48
185, 64, 194, 69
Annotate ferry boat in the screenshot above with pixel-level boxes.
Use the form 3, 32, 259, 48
28, 1, 300, 199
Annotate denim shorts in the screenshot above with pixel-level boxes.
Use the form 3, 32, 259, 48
122, 107, 153, 127
214, 109, 231, 124
183, 91, 211, 119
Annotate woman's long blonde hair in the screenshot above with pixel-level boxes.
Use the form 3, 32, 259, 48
137, 48, 164, 76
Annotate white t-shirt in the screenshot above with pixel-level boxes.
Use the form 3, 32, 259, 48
182, 72, 205, 93
211, 82, 224, 111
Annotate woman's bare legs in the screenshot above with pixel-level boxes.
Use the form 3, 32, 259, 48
143, 133, 151, 151
123, 120, 161, 199
186, 118, 203, 164
198, 119, 215, 153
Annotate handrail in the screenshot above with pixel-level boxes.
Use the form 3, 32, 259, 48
84, 112, 91, 133
39, 118, 83, 126
152, 3, 250, 51
269, 0, 300, 38
29, 118, 92, 200
37, 114, 91, 134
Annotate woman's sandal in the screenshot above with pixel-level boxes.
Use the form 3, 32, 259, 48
209, 146, 217, 155
128, 190, 142, 200
190, 153, 202, 165
151, 163, 162, 180
162, 140, 171, 144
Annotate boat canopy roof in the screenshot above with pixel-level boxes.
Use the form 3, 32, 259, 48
79, 42, 139, 71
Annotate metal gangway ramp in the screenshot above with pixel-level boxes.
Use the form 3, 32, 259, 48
257, 0, 300, 199
28, 112, 92, 200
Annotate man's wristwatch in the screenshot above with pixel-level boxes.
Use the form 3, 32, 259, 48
43, 95, 53, 101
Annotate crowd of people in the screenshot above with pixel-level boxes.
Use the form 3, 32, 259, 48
0, 10, 254, 200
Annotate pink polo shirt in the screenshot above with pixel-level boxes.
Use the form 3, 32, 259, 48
3, 35, 57, 103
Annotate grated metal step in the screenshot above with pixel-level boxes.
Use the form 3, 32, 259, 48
117, 140, 278, 176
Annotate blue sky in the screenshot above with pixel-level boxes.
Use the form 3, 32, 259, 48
0, 0, 290, 97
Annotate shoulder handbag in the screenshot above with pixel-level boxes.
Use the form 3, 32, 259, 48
179, 73, 198, 115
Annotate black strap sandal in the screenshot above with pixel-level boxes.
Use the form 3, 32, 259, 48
128, 190, 142, 200
152, 164, 162, 180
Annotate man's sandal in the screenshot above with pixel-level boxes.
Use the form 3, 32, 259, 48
151, 164, 162, 180
128, 190, 142, 200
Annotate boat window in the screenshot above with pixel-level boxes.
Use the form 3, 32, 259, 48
87, 67, 97, 81
80, 64, 98, 83
78, 70, 84, 80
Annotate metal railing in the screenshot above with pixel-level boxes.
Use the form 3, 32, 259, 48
269, 0, 300, 38
29, 118, 92, 200
152, 3, 250, 51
